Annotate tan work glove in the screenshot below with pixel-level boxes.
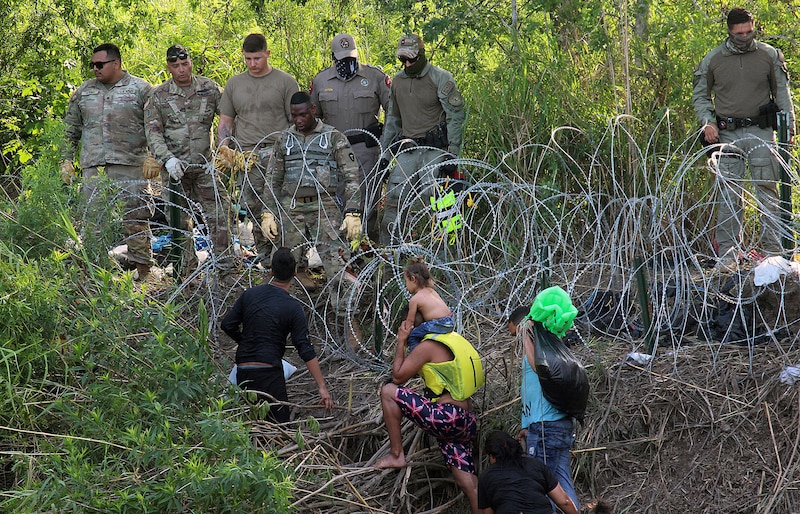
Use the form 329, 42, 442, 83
142, 154, 161, 180
216, 147, 256, 173
339, 211, 362, 241
260, 212, 278, 241
60, 161, 77, 185
215, 146, 236, 171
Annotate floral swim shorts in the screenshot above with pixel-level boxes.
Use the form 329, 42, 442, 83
394, 386, 478, 473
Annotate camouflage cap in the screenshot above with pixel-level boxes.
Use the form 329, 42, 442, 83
396, 34, 424, 59
166, 44, 190, 61
332, 33, 358, 60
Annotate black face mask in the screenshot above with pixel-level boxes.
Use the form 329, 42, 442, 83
403, 49, 427, 78
333, 55, 359, 80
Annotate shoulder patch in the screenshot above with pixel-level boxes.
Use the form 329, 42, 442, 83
441, 80, 455, 96
448, 90, 464, 108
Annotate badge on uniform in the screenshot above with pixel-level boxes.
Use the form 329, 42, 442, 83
361, 78, 369, 87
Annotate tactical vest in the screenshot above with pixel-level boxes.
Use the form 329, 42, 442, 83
418, 332, 485, 401
283, 131, 339, 191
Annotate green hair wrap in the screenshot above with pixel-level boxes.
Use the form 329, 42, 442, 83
526, 286, 578, 337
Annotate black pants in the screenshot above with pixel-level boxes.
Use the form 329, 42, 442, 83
237, 366, 289, 423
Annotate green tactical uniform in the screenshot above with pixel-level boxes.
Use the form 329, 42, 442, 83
692, 37, 795, 255
379, 60, 466, 246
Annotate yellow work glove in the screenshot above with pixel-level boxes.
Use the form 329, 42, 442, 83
142, 154, 161, 180
60, 161, 77, 185
339, 211, 362, 241
260, 212, 278, 241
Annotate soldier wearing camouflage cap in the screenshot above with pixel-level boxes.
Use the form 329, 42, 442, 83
378, 34, 466, 246
145, 44, 233, 277
62, 43, 156, 280
310, 33, 391, 240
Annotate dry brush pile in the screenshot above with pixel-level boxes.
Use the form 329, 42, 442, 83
116, 117, 800, 512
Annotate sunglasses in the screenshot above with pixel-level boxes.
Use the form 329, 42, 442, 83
398, 55, 419, 64
167, 52, 189, 63
90, 59, 117, 70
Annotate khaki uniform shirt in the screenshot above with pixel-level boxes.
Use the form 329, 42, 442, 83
145, 75, 222, 165
63, 72, 152, 168
219, 68, 299, 150
310, 64, 391, 132
267, 120, 361, 212
381, 62, 466, 155
693, 39, 795, 132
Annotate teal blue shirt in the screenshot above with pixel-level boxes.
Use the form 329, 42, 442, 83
521, 358, 566, 428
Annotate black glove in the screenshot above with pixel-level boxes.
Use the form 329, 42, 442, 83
439, 163, 458, 177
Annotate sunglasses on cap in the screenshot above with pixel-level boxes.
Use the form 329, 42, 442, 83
398, 55, 419, 64
89, 59, 118, 70
167, 51, 189, 63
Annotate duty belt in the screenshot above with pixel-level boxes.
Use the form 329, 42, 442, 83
716, 115, 766, 130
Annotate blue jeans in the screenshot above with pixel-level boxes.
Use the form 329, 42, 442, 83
408, 316, 455, 351
527, 418, 579, 511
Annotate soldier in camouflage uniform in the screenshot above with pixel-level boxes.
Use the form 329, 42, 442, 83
62, 43, 155, 279
692, 8, 795, 265
379, 34, 466, 246
145, 45, 232, 275
261, 91, 362, 286
310, 33, 391, 240
217, 33, 299, 262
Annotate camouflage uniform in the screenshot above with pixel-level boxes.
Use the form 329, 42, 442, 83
311, 62, 391, 238
265, 120, 361, 281
219, 69, 299, 258
379, 60, 466, 246
145, 74, 233, 272
63, 72, 154, 266
693, 37, 795, 255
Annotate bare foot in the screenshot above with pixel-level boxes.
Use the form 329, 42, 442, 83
374, 452, 406, 469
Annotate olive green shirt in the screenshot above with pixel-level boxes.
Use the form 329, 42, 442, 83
219, 68, 299, 150
381, 62, 466, 155
693, 39, 795, 133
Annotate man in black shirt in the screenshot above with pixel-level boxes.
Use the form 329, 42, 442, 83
221, 247, 334, 422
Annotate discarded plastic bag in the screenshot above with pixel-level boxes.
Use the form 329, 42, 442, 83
228, 360, 298, 385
